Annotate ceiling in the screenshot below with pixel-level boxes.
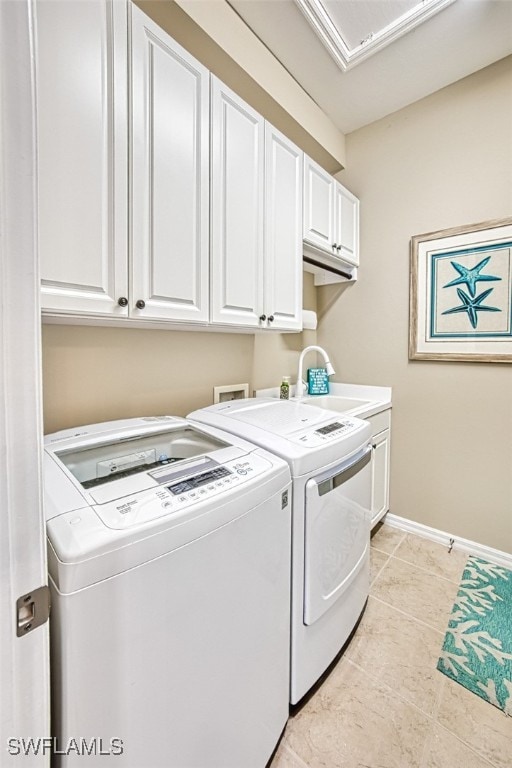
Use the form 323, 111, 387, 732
226, 0, 512, 134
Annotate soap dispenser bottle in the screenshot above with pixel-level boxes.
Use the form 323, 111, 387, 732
280, 376, 291, 400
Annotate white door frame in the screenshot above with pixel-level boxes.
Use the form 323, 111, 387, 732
0, 1, 50, 765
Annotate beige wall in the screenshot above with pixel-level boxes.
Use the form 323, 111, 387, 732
317, 56, 512, 553
42, 273, 317, 433
42, 325, 254, 432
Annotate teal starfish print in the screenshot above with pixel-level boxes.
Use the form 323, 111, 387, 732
442, 287, 501, 329
443, 256, 501, 297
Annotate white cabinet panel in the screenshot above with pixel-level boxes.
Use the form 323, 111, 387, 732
264, 124, 303, 331
211, 77, 265, 327
131, 6, 209, 322
36, 0, 128, 317
371, 429, 390, 528
366, 410, 391, 529
303, 157, 335, 252
335, 184, 359, 267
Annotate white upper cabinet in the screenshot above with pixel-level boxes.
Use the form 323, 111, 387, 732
303, 159, 336, 253
334, 184, 359, 267
130, 6, 210, 323
264, 124, 303, 331
37, 6, 304, 331
211, 78, 303, 330
210, 77, 265, 328
36, 0, 128, 317
303, 155, 360, 268
37, 1, 209, 326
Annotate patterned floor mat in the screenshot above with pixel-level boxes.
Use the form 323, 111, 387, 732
437, 556, 512, 715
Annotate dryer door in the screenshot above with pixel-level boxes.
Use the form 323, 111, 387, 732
303, 446, 371, 626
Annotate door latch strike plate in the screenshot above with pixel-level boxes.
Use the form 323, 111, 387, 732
16, 585, 51, 637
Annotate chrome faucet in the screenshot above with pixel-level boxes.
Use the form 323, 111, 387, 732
295, 346, 335, 398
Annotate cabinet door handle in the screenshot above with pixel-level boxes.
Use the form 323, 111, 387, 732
268, 315, 275, 323
259, 314, 267, 322
135, 299, 146, 310
336, 244, 342, 251
332, 242, 338, 250
117, 297, 128, 307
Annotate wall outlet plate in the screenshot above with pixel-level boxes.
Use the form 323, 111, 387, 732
213, 383, 249, 404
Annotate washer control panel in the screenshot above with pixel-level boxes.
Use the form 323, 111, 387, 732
167, 465, 232, 495
94, 455, 267, 529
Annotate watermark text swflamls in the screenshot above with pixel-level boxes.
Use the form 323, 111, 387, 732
7, 737, 124, 757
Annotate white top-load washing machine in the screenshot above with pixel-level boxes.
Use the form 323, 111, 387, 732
44, 416, 292, 768
188, 399, 372, 705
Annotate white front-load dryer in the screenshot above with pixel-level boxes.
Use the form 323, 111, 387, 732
188, 399, 372, 705
44, 417, 292, 767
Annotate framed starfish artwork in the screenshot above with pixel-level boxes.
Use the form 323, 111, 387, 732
409, 218, 512, 362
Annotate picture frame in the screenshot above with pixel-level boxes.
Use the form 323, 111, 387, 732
409, 217, 512, 363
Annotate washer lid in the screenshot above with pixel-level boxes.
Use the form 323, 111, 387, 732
43, 416, 263, 520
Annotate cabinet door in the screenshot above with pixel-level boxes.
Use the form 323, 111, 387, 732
131, 6, 209, 323
334, 183, 360, 267
303, 156, 335, 253
264, 125, 303, 331
371, 429, 390, 528
36, 0, 128, 317
211, 77, 265, 327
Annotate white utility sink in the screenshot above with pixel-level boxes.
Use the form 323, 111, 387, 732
255, 382, 392, 420
301, 395, 372, 413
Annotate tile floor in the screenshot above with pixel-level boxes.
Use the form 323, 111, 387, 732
270, 523, 512, 768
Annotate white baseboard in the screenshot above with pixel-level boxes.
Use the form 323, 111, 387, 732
384, 513, 512, 570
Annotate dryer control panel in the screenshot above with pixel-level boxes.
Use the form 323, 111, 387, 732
293, 418, 362, 448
